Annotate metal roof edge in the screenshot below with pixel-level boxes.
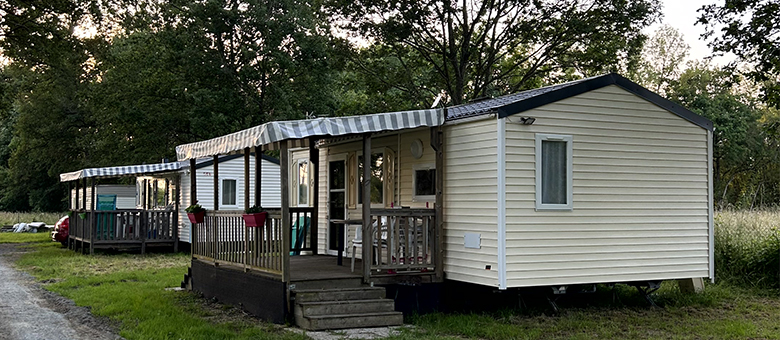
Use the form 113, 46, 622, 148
192, 153, 280, 169
496, 73, 714, 131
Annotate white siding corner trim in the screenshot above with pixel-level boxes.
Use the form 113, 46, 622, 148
708, 129, 715, 282
497, 118, 507, 289
535, 133, 574, 211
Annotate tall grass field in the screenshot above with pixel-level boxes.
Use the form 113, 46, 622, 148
0, 211, 64, 226
715, 210, 780, 288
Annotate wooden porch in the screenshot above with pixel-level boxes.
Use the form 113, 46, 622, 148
190, 207, 439, 286
68, 209, 179, 254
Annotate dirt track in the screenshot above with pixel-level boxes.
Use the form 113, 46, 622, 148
0, 243, 122, 340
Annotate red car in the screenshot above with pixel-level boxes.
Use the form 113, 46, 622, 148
51, 215, 69, 246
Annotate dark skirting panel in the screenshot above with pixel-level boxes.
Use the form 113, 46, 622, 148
190, 259, 287, 323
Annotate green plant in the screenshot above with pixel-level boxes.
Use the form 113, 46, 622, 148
245, 205, 265, 214
185, 203, 205, 214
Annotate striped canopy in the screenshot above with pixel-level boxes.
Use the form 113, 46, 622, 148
176, 109, 444, 161
60, 162, 183, 182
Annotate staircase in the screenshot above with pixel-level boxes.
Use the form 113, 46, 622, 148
292, 286, 403, 330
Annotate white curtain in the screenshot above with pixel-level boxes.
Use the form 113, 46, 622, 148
541, 140, 567, 204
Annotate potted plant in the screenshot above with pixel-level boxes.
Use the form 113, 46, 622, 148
242, 205, 268, 227
185, 202, 206, 224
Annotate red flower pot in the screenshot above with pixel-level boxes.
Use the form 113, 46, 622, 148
242, 212, 268, 227
187, 211, 205, 224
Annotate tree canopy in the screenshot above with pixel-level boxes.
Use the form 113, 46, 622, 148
698, 0, 780, 108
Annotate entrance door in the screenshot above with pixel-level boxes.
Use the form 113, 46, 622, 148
327, 159, 346, 255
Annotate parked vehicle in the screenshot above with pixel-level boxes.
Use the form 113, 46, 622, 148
51, 215, 69, 246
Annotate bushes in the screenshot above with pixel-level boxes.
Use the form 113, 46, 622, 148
715, 210, 780, 288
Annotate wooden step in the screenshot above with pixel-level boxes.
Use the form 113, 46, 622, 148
293, 287, 386, 302
289, 277, 363, 290
295, 311, 403, 331
296, 299, 395, 316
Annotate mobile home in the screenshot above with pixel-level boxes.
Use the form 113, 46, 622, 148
175, 73, 713, 328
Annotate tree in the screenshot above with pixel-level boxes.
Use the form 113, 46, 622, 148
633, 24, 689, 95
328, 0, 661, 105
668, 63, 768, 208
698, 0, 780, 108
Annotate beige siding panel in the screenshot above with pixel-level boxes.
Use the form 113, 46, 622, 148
503, 85, 710, 287
444, 119, 500, 287
179, 157, 281, 243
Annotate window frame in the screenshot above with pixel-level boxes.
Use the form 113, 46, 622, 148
535, 133, 573, 211
294, 158, 311, 207
412, 163, 436, 202
221, 178, 238, 208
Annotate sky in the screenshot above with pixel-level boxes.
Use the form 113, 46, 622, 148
646, 0, 732, 65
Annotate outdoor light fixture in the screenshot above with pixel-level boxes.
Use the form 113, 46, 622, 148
519, 116, 536, 125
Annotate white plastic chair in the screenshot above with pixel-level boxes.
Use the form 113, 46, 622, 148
350, 218, 387, 272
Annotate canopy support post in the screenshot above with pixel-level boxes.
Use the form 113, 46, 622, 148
309, 137, 319, 255
213, 155, 219, 211
362, 133, 372, 283
255, 147, 262, 207
280, 141, 291, 312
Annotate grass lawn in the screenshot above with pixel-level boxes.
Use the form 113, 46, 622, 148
5, 237, 306, 340
393, 283, 780, 340
0, 232, 51, 243
4, 233, 780, 340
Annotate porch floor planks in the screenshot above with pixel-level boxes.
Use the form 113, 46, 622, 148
289, 255, 362, 282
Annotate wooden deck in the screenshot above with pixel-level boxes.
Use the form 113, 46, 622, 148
289, 255, 361, 282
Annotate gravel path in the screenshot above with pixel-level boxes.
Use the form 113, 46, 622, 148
0, 244, 122, 340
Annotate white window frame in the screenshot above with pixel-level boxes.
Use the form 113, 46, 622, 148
535, 133, 573, 211
412, 163, 436, 202
294, 158, 311, 207
221, 178, 239, 209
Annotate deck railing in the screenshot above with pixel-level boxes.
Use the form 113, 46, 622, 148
69, 209, 178, 244
366, 208, 436, 274
191, 207, 315, 276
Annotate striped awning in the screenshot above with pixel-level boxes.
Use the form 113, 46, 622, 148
175, 109, 444, 161
59, 162, 183, 182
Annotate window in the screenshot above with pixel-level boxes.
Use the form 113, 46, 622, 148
297, 159, 310, 206
222, 179, 237, 206
358, 152, 384, 205
535, 134, 573, 210
413, 164, 435, 201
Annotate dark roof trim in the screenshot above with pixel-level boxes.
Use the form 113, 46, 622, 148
194, 153, 280, 169
496, 73, 713, 131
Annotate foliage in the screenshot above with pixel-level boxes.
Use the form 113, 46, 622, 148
185, 203, 205, 214
245, 205, 265, 214
632, 24, 689, 96
0, 0, 338, 211
328, 0, 661, 105
698, 0, 780, 108
665, 63, 774, 208
715, 209, 780, 289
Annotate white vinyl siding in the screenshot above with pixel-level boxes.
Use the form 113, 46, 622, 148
71, 185, 137, 210
179, 157, 281, 243
503, 85, 710, 287
443, 119, 499, 287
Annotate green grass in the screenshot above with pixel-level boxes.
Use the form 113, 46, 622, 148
388, 284, 780, 340
0, 232, 51, 243
0, 211, 64, 226
13, 243, 306, 340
